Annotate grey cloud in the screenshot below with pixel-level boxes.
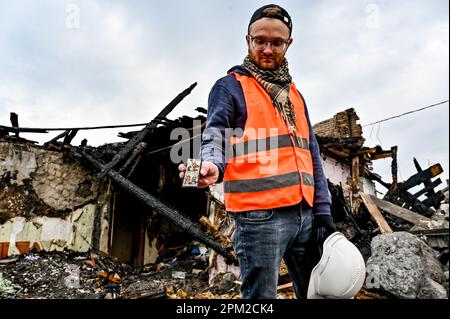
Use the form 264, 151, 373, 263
0, 0, 448, 184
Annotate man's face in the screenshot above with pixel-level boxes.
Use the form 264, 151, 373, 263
246, 18, 293, 70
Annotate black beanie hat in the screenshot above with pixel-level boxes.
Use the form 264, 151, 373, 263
248, 4, 293, 36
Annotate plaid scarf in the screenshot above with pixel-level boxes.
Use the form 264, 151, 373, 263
243, 56, 297, 130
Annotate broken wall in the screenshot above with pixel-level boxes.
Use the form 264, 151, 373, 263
313, 108, 365, 147
0, 140, 109, 257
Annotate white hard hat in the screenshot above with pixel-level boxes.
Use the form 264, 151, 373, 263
307, 232, 366, 299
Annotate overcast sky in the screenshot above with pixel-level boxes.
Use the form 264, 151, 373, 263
0, 0, 448, 189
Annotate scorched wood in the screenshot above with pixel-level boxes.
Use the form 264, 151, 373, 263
98, 82, 197, 178
70, 146, 237, 265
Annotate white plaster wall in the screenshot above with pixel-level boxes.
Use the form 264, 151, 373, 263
363, 177, 377, 196
323, 156, 376, 195
322, 157, 352, 187
0, 204, 96, 256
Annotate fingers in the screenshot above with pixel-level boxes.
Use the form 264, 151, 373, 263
200, 162, 218, 177
199, 162, 219, 184
178, 163, 186, 180
197, 181, 209, 189
200, 166, 208, 177
198, 177, 213, 189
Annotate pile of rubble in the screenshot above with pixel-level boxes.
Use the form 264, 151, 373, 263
0, 242, 241, 299
334, 192, 449, 299
0, 246, 383, 300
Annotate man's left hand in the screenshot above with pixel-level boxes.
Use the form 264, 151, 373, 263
312, 215, 337, 247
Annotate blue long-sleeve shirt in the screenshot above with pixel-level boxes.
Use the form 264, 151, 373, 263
201, 65, 331, 216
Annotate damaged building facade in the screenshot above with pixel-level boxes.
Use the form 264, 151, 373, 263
1, 93, 448, 299
0, 141, 108, 256
1, 108, 374, 264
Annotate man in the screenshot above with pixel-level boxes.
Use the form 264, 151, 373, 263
179, 4, 335, 299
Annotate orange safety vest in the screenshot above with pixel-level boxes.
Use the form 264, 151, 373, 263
223, 73, 315, 212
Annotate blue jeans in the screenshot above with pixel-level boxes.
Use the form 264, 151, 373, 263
231, 203, 316, 299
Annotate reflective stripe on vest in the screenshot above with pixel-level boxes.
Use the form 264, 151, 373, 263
223, 73, 315, 212
224, 171, 314, 194
231, 134, 309, 158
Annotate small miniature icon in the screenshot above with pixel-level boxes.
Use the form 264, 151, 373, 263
182, 159, 201, 188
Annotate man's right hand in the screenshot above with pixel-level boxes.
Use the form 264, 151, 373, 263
178, 161, 219, 189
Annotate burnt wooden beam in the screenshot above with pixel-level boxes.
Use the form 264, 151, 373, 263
413, 158, 444, 210
327, 147, 350, 158
99, 82, 197, 178
365, 158, 444, 215
390, 146, 398, 193
117, 131, 137, 139
364, 168, 391, 190
413, 158, 436, 197
118, 288, 167, 299
63, 129, 79, 144
413, 157, 423, 172
409, 228, 450, 237
370, 152, 394, 160
44, 130, 71, 147
399, 163, 443, 192
389, 161, 443, 214
10, 112, 19, 137
367, 194, 433, 229
0, 125, 48, 134
10, 112, 18, 127
412, 179, 442, 199
43, 129, 79, 148
364, 168, 432, 214
70, 146, 237, 265
118, 142, 147, 176
358, 146, 394, 159
124, 154, 143, 179
359, 193, 393, 233
422, 191, 446, 209
195, 107, 208, 114
384, 190, 433, 216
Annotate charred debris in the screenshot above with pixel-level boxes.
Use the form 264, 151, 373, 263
0, 85, 448, 299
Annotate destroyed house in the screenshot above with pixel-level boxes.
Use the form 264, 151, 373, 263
1, 107, 377, 264
1, 89, 448, 299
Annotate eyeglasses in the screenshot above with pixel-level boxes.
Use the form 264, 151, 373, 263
249, 35, 289, 51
